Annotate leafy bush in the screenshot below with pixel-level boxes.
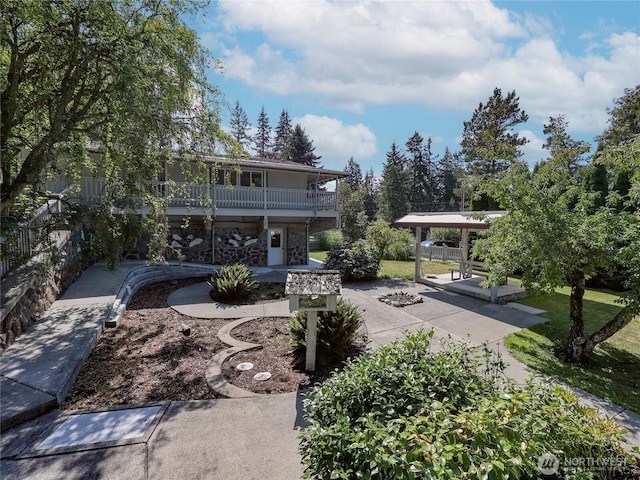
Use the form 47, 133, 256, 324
208, 263, 257, 302
323, 240, 380, 281
386, 239, 413, 261
299, 330, 638, 480
288, 298, 365, 366
365, 221, 414, 260
428, 227, 460, 244
313, 229, 343, 251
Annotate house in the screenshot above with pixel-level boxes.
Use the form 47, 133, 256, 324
56, 152, 346, 267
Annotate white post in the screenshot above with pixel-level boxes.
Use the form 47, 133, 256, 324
414, 226, 422, 281
306, 311, 318, 371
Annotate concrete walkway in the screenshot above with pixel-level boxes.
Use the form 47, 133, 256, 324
1, 263, 638, 480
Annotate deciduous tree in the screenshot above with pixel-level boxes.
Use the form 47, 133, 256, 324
474, 114, 639, 364
0, 0, 233, 267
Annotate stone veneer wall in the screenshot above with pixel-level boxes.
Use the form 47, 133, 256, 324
287, 225, 308, 266
166, 224, 213, 264
122, 221, 309, 267
214, 225, 267, 266
0, 227, 92, 354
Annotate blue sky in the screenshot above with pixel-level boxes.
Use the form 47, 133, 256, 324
189, 1, 639, 175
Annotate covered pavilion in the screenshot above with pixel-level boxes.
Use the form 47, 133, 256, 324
394, 211, 524, 303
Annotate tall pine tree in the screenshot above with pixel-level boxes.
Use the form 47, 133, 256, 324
229, 101, 252, 152
253, 107, 273, 158
406, 132, 429, 210
274, 109, 292, 160
437, 147, 464, 211
288, 124, 321, 166
460, 87, 529, 209
378, 143, 409, 223
363, 168, 378, 220
344, 157, 362, 190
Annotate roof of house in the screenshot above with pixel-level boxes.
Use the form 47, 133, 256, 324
204, 156, 348, 183
394, 211, 506, 230
86, 143, 347, 183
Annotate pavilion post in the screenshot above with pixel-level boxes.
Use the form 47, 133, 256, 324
414, 226, 422, 281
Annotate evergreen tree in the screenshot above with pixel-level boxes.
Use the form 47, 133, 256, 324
438, 147, 463, 210
288, 124, 321, 166
378, 143, 410, 223
598, 85, 640, 147
229, 101, 252, 152
253, 107, 273, 158
363, 168, 378, 220
596, 85, 640, 211
344, 157, 362, 190
423, 137, 439, 207
274, 109, 293, 159
405, 132, 430, 210
460, 87, 529, 209
461, 87, 529, 177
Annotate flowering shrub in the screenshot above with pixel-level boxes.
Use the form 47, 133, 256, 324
299, 330, 639, 480
323, 240, 380, 281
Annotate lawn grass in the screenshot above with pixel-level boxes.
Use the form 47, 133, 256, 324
309, 250, 454, 280
310, 249, 640, 411
507, 287, 640, 413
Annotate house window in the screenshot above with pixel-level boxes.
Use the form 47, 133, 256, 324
241, 171, 263, 187
214, 169, 237, 186
216, 168, 263, 187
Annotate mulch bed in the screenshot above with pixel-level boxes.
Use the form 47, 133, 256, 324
62, 278, 367, 410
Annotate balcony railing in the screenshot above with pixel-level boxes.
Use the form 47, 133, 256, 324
64, 178, 339, 212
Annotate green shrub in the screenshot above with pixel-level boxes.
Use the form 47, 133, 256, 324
208, 263, 257, 302
428, 227, 460, 244
323, 240, 380, 281
299, 330, 638, 480
365, 221, 414, 260
313, 229, 343, 251
288, 298, 365, 366
386, 240, 413, 260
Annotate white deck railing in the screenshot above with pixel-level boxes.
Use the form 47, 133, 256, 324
421, 246, 464, 262
52, 178, 339, 212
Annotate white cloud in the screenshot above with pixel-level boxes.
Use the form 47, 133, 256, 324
519, 129, 546, 166
211, 0, 639, 137
294, 115, 378, 170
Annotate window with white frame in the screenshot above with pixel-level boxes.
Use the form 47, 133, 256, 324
214, 168, 263, 187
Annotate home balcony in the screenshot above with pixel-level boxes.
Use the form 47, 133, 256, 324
64, 178, 339, 217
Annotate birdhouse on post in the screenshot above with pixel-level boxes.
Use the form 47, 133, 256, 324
285, 270, 341, 371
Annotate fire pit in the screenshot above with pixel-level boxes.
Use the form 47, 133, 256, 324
378, 291, 424, 307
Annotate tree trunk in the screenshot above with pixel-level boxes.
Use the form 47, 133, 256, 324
557, 269, 589, 364
583, 305, 636, 357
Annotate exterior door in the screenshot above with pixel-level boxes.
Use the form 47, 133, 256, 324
268, 228, 284, 266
